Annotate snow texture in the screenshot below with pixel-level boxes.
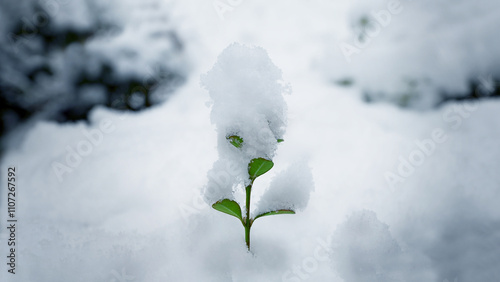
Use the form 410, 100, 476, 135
331, 210, 401, 282
256, 163, 314, 215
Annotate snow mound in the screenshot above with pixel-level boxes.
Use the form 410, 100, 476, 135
256, 163, 314, 215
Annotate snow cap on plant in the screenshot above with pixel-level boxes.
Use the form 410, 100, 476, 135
201, 43, 312, 250
201, 43, 288, 204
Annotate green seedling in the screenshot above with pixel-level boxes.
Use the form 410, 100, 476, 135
212, 136, 294, 250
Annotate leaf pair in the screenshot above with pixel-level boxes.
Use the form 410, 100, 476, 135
212, 199, 295, 223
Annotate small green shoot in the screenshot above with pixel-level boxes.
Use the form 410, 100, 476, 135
248, 158, 274, 181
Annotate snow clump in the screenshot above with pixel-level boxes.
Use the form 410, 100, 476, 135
201, 43, 314, 214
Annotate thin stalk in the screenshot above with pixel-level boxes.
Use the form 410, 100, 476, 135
244, 183, 252, 250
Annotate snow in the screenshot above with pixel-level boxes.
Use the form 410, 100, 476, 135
201, 43, 290, 204
2, 0, 500, 281
330, 210, 434, 282
0, 0, 187, 136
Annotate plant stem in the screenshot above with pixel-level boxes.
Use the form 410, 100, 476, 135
245, 183, 252, 250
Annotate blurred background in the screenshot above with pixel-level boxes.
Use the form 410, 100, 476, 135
0, 0, 188, 151
1, 0, 499, 281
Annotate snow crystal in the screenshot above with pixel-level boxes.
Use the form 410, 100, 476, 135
201, 43, 288, 204
255, 163, 314, 215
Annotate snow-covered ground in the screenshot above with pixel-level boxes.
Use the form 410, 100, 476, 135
1, 0, 500, 281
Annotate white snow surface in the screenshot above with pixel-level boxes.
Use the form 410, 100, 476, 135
330, 210, 434, 282
255, 162, 314, 215
1, 0, 500, 282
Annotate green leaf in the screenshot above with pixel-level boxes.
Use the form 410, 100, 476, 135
212, 199, 242, 220
248, 158, 274, 180
227, 135, 243, 148
277, 139, 284, 143
254, 209, 295, 220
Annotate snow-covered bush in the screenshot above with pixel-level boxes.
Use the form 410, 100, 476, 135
0, 0, 187, 143
324, 0, 500, 109
201, 43, 314, 250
